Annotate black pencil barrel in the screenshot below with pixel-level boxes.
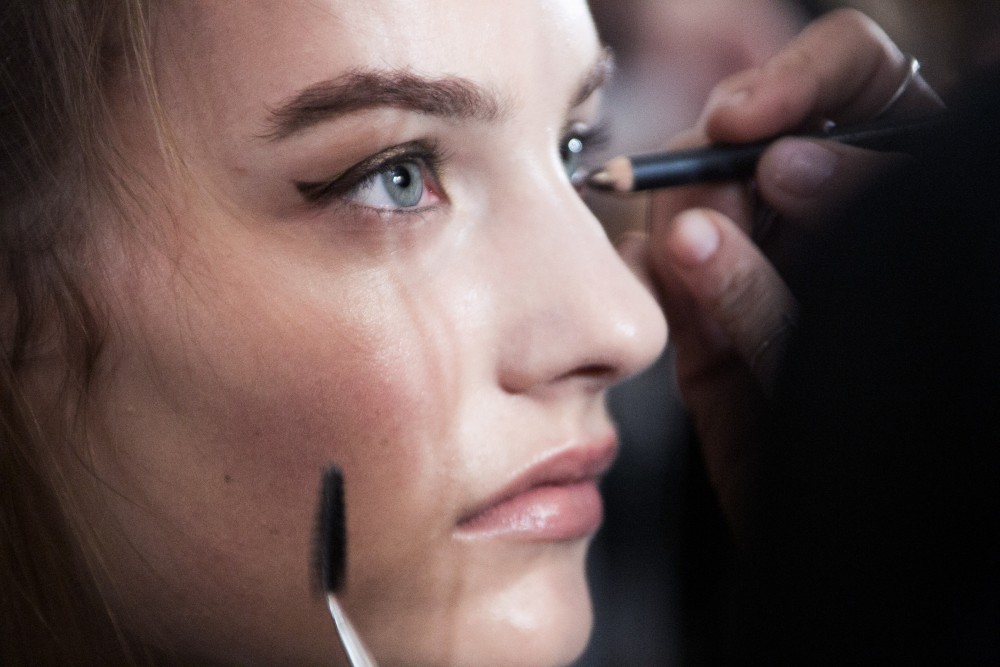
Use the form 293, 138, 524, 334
624, 115, 946, 191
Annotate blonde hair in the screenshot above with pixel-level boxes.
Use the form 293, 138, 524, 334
1, 1, 172, 663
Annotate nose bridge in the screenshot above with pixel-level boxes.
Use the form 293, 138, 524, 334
492, 177, 667, 395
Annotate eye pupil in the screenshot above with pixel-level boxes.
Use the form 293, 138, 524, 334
380, 162, 423, 208
389, 165, 412, 189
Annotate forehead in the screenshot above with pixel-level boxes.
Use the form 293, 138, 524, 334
154, 0, 600, 134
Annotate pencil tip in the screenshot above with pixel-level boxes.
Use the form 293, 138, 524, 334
582, 157, 633, 192
584, 168, 616, 191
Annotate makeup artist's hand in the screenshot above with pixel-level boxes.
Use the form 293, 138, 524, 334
636, 9, 944, 531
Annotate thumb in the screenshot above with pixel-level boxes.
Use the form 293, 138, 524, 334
652, 207, 797, 391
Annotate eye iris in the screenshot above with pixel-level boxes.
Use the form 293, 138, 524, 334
382, 162, 423, 207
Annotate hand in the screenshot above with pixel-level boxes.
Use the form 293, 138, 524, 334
635, 9, 945, 531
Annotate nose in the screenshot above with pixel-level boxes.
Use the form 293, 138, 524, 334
492, 179, 667, 397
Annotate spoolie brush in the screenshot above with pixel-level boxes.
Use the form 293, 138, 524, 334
314, 466, 378, 666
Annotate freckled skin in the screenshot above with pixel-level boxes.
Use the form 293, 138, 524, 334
65, 1, 667, 665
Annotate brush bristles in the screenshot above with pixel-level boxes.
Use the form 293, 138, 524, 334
313, 466, 347, 595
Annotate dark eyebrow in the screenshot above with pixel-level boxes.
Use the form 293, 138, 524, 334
263, 69, 509, 140
264, 49, 614, 141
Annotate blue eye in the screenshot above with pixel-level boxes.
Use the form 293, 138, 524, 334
297, 141, 444, 212
349, 160, 426, 209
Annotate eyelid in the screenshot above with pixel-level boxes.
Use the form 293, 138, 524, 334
296, 139, 444, 206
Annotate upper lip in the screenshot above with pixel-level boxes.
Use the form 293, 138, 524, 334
456, 434, 618, 527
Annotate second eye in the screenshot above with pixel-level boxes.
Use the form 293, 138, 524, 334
559, 121, 609, 182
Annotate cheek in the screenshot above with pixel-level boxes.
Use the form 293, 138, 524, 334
82, 244, 490, 656
126, 262, 468, 516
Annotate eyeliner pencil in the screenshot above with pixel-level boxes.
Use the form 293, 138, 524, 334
585, 115, 946, 193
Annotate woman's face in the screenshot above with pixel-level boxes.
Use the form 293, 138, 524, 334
78, 1, 666, 664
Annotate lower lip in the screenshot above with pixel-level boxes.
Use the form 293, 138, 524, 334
454, 480, 603, 542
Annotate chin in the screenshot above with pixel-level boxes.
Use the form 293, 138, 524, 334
367, 539, 595, 667
425, 542, 595, 666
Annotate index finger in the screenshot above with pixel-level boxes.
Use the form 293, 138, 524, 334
699, 9, 944, 143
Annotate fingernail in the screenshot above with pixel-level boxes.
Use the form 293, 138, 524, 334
769, 139, 839, 197
702, 88, 751, 121
717, 87, 751, 110
670, 210, 720, 266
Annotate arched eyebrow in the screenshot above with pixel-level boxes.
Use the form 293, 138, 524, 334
263, 69, 508, 140
263, 49, 613, 141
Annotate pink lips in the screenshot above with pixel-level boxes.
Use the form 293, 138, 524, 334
455, 437, 617, 542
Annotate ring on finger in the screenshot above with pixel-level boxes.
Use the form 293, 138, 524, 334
875, 54, 921, 118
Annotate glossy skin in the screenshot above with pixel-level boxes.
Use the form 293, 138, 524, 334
66, 1, 666, 666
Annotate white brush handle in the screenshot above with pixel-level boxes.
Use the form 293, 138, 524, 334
327, 594, 378, 666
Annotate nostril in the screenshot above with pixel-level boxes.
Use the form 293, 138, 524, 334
554, 362, 622, 387
568, 363, 616, 379
499, 359, 620, 397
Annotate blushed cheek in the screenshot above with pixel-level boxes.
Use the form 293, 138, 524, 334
76, 288, 468, 655
198, 287, 470, 551
194, 310, 455, 500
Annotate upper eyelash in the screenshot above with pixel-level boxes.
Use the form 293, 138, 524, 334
296, 140, 444, 206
